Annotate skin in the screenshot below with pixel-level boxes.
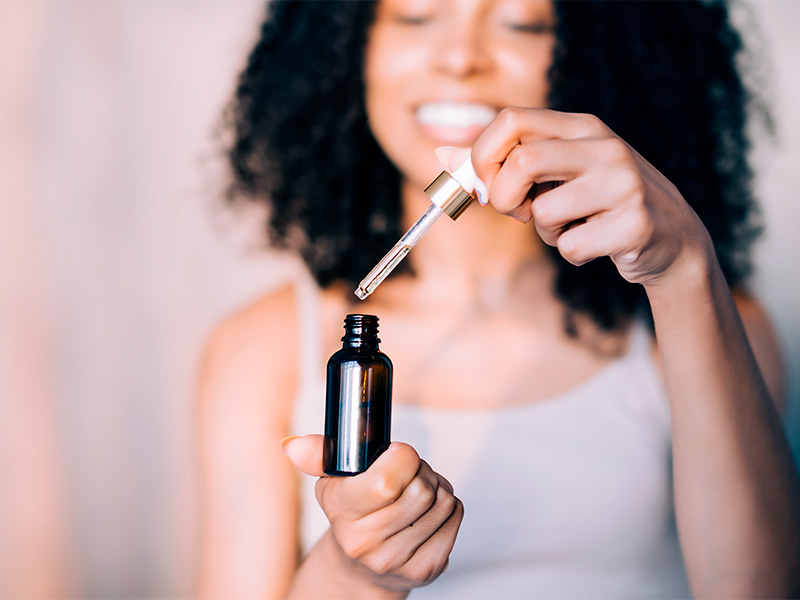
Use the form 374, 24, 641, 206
196, 0, 799, 597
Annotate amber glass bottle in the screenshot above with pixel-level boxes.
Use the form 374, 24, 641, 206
323, 314, 392, 476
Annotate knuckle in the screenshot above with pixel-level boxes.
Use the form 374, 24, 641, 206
338, 532, 371, 561
405, 561, 437, 584
392, 442, 421, 474
629, 211, 654, 247
437, 474, 454, 495
407, 477, 436, 509
431, 555, 450, 579
497, 105, 526, 129
442, 497, 464, 530
492, 195, 522, 216
534, 222, 557, 247
602, 137, 632, 164
508, 144, 540, 174
576, 112, 606, 136
454, 497, 465, 520
435, 488, 457, 518
557, 232, 585, 265
363, 551, 396, 576
530, 197, 555, 227
616, 169, 644, 201
440, 557, 451, 576
370, 471, 402, 504
581, 113, 607, 133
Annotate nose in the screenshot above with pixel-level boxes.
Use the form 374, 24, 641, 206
432, 11, 491, 78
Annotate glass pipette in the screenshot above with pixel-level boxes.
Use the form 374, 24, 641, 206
355, 157, 479, 300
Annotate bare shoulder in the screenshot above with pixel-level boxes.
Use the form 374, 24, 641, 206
197, 284, 300, 433
195, 286, 306, 596
732, 290, 787, 413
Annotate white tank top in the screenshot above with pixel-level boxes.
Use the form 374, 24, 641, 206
290, 281, 691, 598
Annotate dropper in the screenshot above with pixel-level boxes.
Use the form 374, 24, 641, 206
354, 155, 479, 300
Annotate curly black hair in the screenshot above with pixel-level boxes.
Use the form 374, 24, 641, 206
224, 0, 765, 332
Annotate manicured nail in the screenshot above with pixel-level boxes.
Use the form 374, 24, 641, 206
280, 435, 299, 455
473, 177, 489, 206
435, 145, 457, 166
511, 215, 530, 224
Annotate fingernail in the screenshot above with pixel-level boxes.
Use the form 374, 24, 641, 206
511, 215, 529, 224
474, 177, 489, 205
435, 145, 457, 167
280, 435, 299, 455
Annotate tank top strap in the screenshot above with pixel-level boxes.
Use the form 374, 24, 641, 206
289, 271, 332, 553
626, 316, 655, 358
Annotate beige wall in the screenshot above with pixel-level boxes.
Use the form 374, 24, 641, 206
0, 1, 798, 597
749, 0, 800, 463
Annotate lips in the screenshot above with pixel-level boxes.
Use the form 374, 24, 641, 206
415, 102, 498, 144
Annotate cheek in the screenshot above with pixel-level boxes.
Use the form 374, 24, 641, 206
523, 70, 550, 108
364, 61, 402, 163
363, 37, 428, 177
364, 27, 420, 109
364, 36, 401, 131
364, 63, 396, 131
496, 37, 554, 108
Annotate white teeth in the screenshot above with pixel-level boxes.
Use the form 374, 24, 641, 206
416, 102, 497, 128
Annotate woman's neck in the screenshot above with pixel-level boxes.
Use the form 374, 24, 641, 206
394, 179, 554, 311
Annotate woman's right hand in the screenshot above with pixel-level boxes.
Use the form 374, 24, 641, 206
282, 435, 463, 593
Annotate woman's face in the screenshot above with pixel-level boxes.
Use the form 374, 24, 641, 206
364, 0, 556, 189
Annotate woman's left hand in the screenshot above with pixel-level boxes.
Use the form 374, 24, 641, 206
467, 107, 714, 288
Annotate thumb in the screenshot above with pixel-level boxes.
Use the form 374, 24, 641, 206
435, 145, 471, 172
435, 146, 489, 205
281, 434, 325, 477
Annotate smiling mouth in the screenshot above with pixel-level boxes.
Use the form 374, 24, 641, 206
416, 102, 498, 129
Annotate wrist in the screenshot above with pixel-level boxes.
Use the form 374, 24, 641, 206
643, 235, 720, 304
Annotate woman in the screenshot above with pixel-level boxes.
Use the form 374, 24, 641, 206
196, 1, 800, 597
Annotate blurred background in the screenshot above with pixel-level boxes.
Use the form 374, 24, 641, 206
0, 1, 798, 598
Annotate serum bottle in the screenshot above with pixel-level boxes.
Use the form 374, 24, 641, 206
323, 314, 392, 476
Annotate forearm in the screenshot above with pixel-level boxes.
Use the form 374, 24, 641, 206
286, 530, 409, 600
646, 250, 800, 597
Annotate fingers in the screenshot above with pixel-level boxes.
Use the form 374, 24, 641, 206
316, 442, 423, 518
385, 483, 460, 557
526, 176, 610, 245
507, 169, 652, 268
399, 495, 463, 581
555, 210, 649, 268
355, 491, 463, 582
489, 136, 632, 221
313, 445, 463, 588
435, 145, 490, 204
285, 437, 429, 520
486, 139, 586, 222
471, 107, 611, 196
434, 146, 471, 173
355, 461, 448, 538
337, 481, 463, 584
281, 434, 325, 477
378, 460, 441, 531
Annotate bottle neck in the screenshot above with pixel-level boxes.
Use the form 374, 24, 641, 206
341, 314, 380, 350
342, 338, 380, 350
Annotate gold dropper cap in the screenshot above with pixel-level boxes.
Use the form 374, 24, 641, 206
425, 170, 474, 220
